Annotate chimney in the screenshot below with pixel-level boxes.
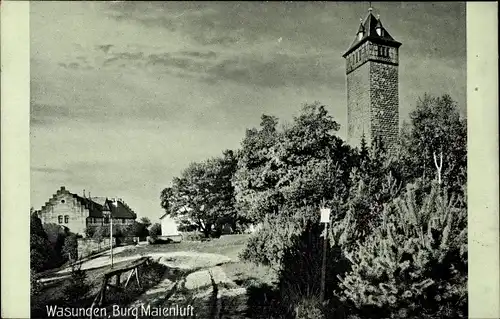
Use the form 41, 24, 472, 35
83, 189, 86, 198
61, 186, 66, 191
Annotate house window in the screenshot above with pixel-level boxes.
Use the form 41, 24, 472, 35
104, 217, 109, 224
64, 215, 69, 223
58, 215, 63, 224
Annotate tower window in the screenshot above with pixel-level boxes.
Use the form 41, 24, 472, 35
64, 215, 69, 223
378, 46, 390, 58
58, 215, 63, 224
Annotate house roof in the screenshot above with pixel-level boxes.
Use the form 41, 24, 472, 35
40, 186, 137, 219
343, 11, 401, 57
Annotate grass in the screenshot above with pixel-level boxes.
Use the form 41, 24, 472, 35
115, 234, 251, 261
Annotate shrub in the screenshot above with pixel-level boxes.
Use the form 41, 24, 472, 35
276, 220, 351, 317
62, 261, 91, 305
149, 223, 162, 240
239, 213, 306, 271
338, 182, 467, 319
294, 296, 326, 319
123, 236, 137, 245
181, 231, 204, 241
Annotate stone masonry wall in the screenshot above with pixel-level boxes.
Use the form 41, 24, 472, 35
346, 62, 371, 148
370, 62, 399, 152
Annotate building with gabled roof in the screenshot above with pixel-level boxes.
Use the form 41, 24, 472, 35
35, 186, 137, 237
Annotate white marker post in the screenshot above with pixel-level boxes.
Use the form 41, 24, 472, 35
319, 207, 331, 303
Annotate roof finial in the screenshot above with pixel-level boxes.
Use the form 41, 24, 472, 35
368, 1, 373, 12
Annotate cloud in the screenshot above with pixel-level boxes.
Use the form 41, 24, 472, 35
58, 62, 81, 69
205, 52, 345, 89
179, 50, 217, 59
31, 167, 72, 174
96, 44, 114, 53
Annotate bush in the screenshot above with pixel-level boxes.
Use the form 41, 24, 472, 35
276, 220, 351, 318
240, 214, 299, 270
62, 261, 91, 305
123, 236, 137, 245
294, 296, 326, 319
181, 231, 204, 241
338, 182, 467, 319
151, 238, 173, 245
149, 223, 162, 240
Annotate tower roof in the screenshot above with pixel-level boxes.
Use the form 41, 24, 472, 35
343, 11, 401, 58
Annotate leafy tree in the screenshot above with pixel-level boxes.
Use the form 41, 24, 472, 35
140, 217, 152, 229
398, 94, 466, 199
30, 214, 53, 272
44, 223, 69, 258
93, 225, 108, 250
62, 234, 79, 262
234, 102, 356, 225
124, 221, 149, 238
161, 149, 242, 238
84, 224, 96, 238
149, 223, 162, 240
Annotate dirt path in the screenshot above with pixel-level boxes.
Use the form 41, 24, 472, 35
128, 252, 250, 318
41, 247, 251, 318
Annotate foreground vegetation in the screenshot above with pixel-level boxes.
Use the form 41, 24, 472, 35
31, 259, 167, 319
161, 94, 467, 318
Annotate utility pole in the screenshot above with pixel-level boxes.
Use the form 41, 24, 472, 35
110, 204, 114, 269
320, 207, 331, 303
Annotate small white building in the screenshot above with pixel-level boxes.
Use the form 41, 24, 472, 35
159, 212, 180, 236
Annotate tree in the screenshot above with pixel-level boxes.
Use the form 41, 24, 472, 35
161, 149, 242, 238
234, 102, 355, 224
93, 226, 108, 250
44, 223, 69, 252
62, 260, 90, 305
30, 213, 55, 272
62, 234, 79, 262
85, 224, 96, 238
149, 223, 162, 240
338, 181, 467, 319
398, 94, 466, 199
124, 221, 149, 238
238, 103, 358, 272
140, 217, 152, 229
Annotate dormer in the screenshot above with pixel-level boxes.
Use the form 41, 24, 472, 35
375, 16, 383, 36
357, 19, 365, 41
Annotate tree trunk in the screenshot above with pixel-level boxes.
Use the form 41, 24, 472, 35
202, 224, 212, 238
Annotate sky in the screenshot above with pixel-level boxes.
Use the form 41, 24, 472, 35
30, 1, 466, 223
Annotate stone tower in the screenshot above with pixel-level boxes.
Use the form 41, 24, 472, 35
343, 7, 401, 152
